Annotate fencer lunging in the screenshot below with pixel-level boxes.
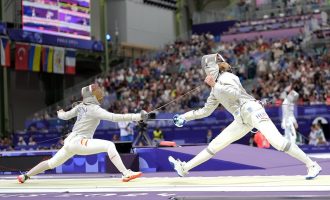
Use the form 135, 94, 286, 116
281, 90, 299, 144
18, 84, 148, 183
168, 53, 321, 180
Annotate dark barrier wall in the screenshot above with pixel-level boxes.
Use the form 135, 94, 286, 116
106, 154, 139, 173
0, 155, 52, 172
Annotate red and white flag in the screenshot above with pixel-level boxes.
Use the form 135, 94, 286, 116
15, 43, 29, 71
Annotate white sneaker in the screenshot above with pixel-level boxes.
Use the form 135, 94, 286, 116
306, 162, 322, 180
168, 156, 188, 177
121, 169, 142, 182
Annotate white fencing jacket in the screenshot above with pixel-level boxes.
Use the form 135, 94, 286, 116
58, 103, 141, 139
281, 98, 297, 128
182, 72, 255, 122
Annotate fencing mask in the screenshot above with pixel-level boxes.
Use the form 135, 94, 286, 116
201, 53, 227, 80
81, 84, 104, 105
287, 90, 299, 103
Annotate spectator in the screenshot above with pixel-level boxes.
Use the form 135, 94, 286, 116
17, 136, 27, 146
153, 127, 164, 144
206, 129, 213, 144
28, 136, 36, 146
55, 138, 64, 149
112, 134, 120, 142
317, 119, 330, 141
118, 107, 135, 141
257, 58, 267, 76
2, 136, 12, 146
309, 124, 327, 146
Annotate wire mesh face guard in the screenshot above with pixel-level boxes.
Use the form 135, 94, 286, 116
201, 53, 227, 80
81, 84, 104, 105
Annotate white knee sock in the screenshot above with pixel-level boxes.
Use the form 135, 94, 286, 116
27, 160, 51, 177
107, 143, 127, 173
286, 143, 314, 167
184, 149, 214, 172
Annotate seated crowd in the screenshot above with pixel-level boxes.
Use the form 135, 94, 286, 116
28, 32, 330, 125
96, 34, 329, 111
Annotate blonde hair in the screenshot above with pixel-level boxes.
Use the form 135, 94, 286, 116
218, 62, 231, 72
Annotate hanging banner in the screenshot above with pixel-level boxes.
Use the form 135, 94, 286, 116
8, 29, 104, 52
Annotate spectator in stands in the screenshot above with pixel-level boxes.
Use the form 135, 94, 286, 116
55, 138, 64, 149
206, 129, 213, 144
17, 136, 27, 146
237, 0, 247, 20
50, 144, 57, 150
325, 90, 330, 105
28, 124, 38, 132
0, 138, 5, 150
309, 124, 327, 146
317, 119, 329, 140
112, 134, 120, 142
2, 136, 12, 147
118, 107, 135, 141
153, 127, 164, 144
6, 145, 14, 151
31, 33, 329, 123
257, 58, 268, 76
28, 136, 36, 146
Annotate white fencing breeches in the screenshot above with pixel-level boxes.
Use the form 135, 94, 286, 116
184, 120, 253, 171
184, 101, 313, 172
48, 137, 125, 172
207, 101, 289, 154
242, 101, 289, 151
242, 101, 312, 166
207, 120, 253, 153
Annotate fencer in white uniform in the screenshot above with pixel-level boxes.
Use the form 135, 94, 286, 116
18, 84, 147, 183
169, 54, 321, 180
281, 90, 299, 144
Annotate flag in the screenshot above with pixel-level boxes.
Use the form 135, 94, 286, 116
65, 49, 76, 75
15, 43, 29, 71
0, 37, 10, 67
42, 46, 53, 73
28, 44, 41, 72
53, 47, 65, 74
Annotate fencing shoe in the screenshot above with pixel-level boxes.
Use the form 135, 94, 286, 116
17, 174, 30, 184
168, 156, 188, 177
122, 169, 142, 182
306, 161, 322, 180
